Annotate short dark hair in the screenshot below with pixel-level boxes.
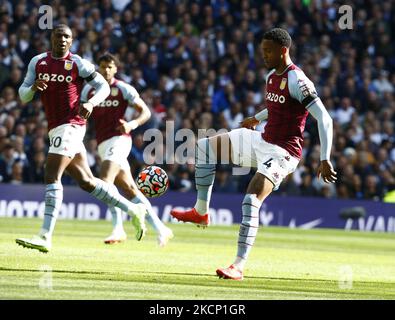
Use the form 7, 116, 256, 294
263, 28, 292, 48
52, 24, 72, 35
98, 53, 120, 67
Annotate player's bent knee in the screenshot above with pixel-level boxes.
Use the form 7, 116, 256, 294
246, 173, 274, 201
78, 178, 96, 192
100, 175, 113, 183
44, 174, 60, 185
44, 165, 64, 184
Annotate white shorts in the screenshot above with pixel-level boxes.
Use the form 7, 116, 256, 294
228, 128, 299, 190
98, 135, 132, 171
48, 123, 86, 158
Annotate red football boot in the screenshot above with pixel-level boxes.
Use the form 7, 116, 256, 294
170, 208, 210, 227
216, 264, 244, 280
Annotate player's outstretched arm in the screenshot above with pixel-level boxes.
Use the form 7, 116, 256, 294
288, 69, 337, 183
308, 99, 337, 183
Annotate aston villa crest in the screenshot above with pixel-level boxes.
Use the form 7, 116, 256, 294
280, 77, 287, 90
64, 60, 73, 71
111, 87, 119, 96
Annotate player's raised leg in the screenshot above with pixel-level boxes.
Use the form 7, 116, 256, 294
216, 173, 273, 280
15, 153, 72, 253
170, 133, 232, 226
66, 152, 147, 241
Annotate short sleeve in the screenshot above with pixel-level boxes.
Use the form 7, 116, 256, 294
22, 54, 45, 86
118, 82, 140, 104
78, 59, 96, 79
71, 54, 96, 79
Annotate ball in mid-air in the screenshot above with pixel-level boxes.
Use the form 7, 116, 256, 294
136, 165, 169, 198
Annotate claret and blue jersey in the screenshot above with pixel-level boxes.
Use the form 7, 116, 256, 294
262, 63, 319, 159
22, 51, 96, 130
81, 78, 140, 145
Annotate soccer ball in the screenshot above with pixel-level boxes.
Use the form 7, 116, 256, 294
136, 165, 169, 198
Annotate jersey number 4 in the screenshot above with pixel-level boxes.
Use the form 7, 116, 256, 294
263, 158, 273, 169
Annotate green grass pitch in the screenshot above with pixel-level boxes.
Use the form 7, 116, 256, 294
0, 217, 394, 299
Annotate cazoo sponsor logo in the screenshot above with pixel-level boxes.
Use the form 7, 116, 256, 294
97, 99, 120, 107
266, 92, 285, 104
38, 73, 73, 83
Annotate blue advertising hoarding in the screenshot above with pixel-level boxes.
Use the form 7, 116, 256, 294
0, 184, 394, 232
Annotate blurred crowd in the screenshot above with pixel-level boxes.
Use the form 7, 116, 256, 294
0, 0, 395, 202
